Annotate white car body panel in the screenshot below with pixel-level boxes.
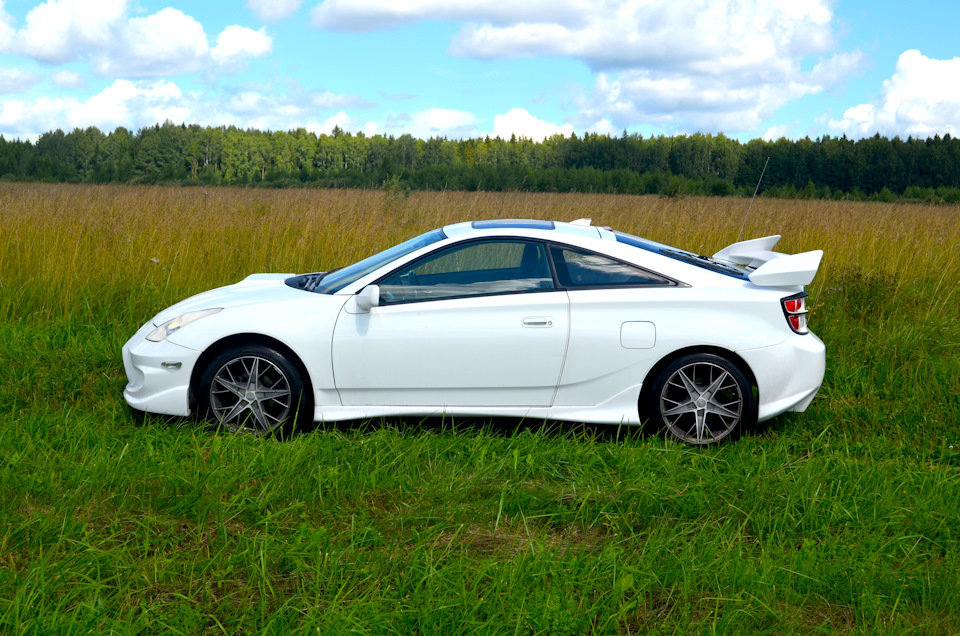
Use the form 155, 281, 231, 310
553, 287, 789, 408
332, 291, 569, 406
122, 219, 827, 435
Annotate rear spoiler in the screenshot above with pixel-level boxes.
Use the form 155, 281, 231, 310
713, 235, 823, 287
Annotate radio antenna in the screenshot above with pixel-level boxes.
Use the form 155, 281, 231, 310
737, 156, 769, 242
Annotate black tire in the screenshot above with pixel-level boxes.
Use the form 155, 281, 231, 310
645, 353, 755, 445
198, 344, 312, 436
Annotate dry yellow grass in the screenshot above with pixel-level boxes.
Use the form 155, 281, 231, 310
1, 183, 958, 321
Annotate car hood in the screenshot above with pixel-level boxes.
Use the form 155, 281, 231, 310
151, 273, 306, 325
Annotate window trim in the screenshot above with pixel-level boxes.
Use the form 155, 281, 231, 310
546, 242, 682, 290
372, 236, 684, 307
375, 237, 558, 306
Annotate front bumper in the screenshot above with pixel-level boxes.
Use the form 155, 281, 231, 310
122, 322, 201, 416
737, 331, 826, 422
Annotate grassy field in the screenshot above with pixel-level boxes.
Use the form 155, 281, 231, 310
1, 183, 958, 634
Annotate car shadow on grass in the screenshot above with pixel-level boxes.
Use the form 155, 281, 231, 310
129, 406, 782, 446
311, 414, 656, 444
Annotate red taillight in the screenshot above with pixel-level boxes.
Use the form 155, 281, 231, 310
781, 293, 809, 334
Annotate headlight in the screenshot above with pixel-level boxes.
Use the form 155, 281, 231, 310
146, 308, 223, 342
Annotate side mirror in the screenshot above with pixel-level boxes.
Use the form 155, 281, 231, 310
354, 285, 380, 313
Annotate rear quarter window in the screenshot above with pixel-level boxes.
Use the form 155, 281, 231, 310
550, 245, 674, 288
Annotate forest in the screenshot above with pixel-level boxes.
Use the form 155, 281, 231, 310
3, 121, 960, 202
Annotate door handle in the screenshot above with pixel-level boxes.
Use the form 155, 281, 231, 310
522, 317, 554, 328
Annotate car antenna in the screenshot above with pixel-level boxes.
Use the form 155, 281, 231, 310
736, 156, 770, 242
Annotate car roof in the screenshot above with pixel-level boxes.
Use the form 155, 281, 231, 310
442, 218, 617, 241
439, 218, 751, 284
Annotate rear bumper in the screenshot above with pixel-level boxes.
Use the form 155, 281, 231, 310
737, 332, 825, 422
122, 322, 199, 417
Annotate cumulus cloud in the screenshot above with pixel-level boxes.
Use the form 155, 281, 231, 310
762, 123, 794, 141
67, 79, 189, 130
310, 0, 862, 134
312, 90, 375, 109
828, 50, 960, 138
297, 112, 376, 136
94, 8, 209, 77
8, 1, 271, 78
0, 1, 16, 52
15, 0, 128, 63
248, 0, 303, 22
386, 108, 479, 138
307, 110, 348, 135
0, 68, 42, 93
51, 69, 87, 88
212, 25, 272, 71
0, 79, 190, 136
493, 108, 572, 141
0, 78, 379, 139
311, 0, 572, 32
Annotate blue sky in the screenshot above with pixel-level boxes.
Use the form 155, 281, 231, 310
0, 0, 958, 142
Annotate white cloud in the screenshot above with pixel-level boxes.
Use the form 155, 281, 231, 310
94, 8, 209, 77
0, 80, 380, 139
0, 2, 16, 52
50, 69, 87, 88
762, 123, 794, 141
248, 0, 303, 22
0, 79, 193, 137
828, 50, 960, 138
387, 108, 478, 138
311, 0, 573, 32
313, 110, 350, 134
15, 0, 129, 63
68, 79, 187, 130
312, 90, 375, 109
298, 112, 376, 136
0, 95, 78, 138
586, 118, 616, 136
212, 25, 272, 71
310, 0, 862, 134
575, 66, 826, 134
0, 68, 41, 93
8, 1, 271, 79
493, 108, 572, 141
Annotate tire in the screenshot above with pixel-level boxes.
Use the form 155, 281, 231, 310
645, 353, 755, 445
198, 344, 312, 436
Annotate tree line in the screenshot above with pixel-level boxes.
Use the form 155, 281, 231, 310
2, 121, 960, 202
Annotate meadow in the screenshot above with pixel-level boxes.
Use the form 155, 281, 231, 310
0, 183, 958, 634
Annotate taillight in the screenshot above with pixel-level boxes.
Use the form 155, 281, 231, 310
781, 292, 809, 334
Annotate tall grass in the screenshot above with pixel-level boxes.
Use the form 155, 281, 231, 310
1, 183, 959, 633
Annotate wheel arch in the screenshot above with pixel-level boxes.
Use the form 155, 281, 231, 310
637, 345, 758, 424
189, 333, 315, 411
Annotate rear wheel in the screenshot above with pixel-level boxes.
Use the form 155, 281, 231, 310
645, 353, 755, 445
198, 344, 311, 436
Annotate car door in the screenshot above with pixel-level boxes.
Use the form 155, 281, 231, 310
332, 239, 570, 407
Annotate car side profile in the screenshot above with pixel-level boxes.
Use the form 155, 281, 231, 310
122, 218, 825, 444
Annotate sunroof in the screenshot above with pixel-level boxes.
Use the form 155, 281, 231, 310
472, 220, 556, 230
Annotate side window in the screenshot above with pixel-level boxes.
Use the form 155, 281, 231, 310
550, 245, 672, 287
379, 240, 554, 304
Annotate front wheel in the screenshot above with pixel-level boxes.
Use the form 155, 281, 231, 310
198, 344, 311, 436
645, 353, 755, 445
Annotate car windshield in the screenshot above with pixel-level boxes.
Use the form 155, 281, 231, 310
613, 231, 750, 279
310, 228, 448, 294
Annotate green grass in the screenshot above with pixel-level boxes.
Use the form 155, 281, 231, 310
1, 184, 959, 633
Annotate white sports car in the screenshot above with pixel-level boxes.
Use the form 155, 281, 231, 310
122, 219, 825, 445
